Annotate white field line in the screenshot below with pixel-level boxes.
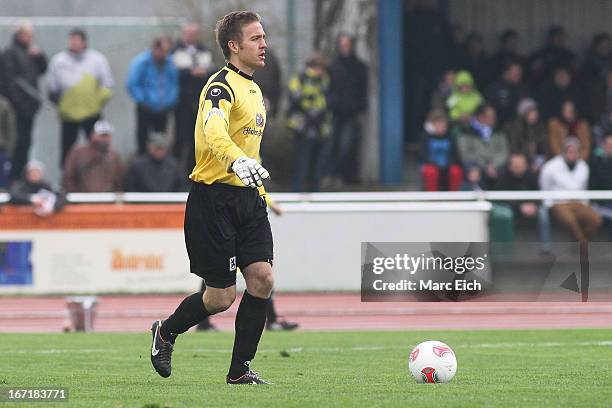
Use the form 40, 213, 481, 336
11, 341, 612, 355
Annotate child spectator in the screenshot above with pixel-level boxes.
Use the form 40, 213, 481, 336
419, 109, 462, 191
446, 70, 483, 122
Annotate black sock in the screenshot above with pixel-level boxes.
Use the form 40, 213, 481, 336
160, 292, 210, 341
266, 291, 277, 323
228, 291, 268, 378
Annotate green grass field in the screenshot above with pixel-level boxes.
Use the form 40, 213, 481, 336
2, 329, 612, 407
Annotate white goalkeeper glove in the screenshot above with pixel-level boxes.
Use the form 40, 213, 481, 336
231, 156, 270, 188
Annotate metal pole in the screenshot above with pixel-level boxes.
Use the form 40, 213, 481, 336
378, 0, 404, 184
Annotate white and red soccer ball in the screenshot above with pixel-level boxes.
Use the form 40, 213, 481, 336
408, 340, 457, 383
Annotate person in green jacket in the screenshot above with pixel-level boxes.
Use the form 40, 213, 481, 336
446, 70, 483, 122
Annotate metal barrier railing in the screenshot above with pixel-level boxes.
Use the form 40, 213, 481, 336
1, 190, 612, 205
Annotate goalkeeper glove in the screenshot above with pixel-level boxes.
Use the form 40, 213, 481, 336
231, 156, 270, 188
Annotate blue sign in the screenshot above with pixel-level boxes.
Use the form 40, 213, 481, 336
0, 241, 33, 285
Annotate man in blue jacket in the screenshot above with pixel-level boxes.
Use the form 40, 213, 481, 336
126, 37, 178, 154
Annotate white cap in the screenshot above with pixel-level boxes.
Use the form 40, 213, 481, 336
93, 120, 115, 135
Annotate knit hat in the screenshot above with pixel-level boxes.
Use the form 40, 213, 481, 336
517, 98, 537, 118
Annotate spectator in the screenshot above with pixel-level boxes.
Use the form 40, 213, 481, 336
494, 153, 539, 219
457, 32, 493, 90
456, 104, 509, 185
504, 98, 548, 170
491, 29, 524, 79
287, 53, 331, 192
593, 105, 612, 150
485, 60, 529, 126
420, 109, 462, 191
446, 70, 483, 122
47, 28, 113, 164
548, 100, 592, 161
126, 37, 178, 154
125, 132, 185, 192
0, 94, 16, 188
255, 47, 282, 119
3, 21, 47, 181
589, 134, 612, 239
171, 23, 214, 172
326, 33, 368, 186
62, 120, 123, 192
536, 66, 580, 121
460, 163, 485, 191
430, 70, 455, 111
579, 33, 612, 123
10, 160, 65, 217
527, 25, 576, 88
539, 137, 601, 243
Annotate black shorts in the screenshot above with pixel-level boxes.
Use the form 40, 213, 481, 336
184, 181, 273, 288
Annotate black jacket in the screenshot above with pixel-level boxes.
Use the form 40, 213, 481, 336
125, 154, 186, 192
589, 155, 612, 191
172, 41, 213, 112
494, 169, 538, 214
3, 36, 47, 117
485, 79, 530, 126
328, 54, 368, 117
9, 179, 66, 210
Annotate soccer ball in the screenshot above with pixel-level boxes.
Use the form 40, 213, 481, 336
408, 340, 457, 383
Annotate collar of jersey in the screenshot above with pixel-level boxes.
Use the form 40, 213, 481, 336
226, 62, 253, 81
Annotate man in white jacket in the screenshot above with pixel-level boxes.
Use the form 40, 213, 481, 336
539, 137, 602, 242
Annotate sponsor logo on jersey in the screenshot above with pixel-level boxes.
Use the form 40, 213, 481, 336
210, 87, 222, 97
250, 89, 257, 93
242, 127, 263, 137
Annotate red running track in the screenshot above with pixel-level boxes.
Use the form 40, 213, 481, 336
1, 293, 611, 333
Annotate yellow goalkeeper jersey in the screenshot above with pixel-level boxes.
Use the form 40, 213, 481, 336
190, 63, 267, 188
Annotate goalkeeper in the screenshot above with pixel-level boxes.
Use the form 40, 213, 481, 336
150, 11, 274, 385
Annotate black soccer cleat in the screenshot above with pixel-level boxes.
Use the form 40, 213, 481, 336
226, 370, 273, 385
266, 319, 299, 331
150, 320, 174, 378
